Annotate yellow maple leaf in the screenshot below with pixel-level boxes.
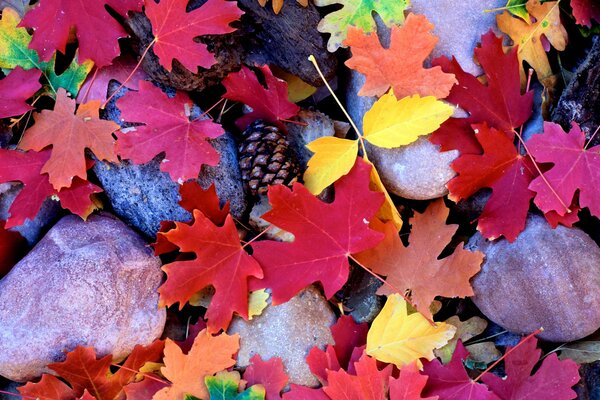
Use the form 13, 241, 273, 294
153, 330, 239, 400
363, 92, 453, 149
303, 137, 358, 194
497, 0, 567, 82
248, 289, 270, 320
367, 160, 402, 230
366, 294, 456, 368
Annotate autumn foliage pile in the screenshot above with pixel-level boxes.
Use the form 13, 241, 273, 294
0, 0, 598, 399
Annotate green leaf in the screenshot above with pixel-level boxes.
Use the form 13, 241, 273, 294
0, 7, 39, 69
42, 53, 94, 97
314, 0, 410, 52
205, 371, 265, 400
505, 0, 529, 20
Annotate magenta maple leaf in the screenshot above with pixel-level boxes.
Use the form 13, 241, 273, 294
0, 67, 41, 119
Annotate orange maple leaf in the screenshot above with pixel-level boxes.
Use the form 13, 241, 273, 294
154, 329, 240, 400
18, 88, 119, 190
344, 13, 456, 99
355, 200, 483, 319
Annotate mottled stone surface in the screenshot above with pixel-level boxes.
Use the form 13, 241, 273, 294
228, 287, 335, 386
367, 137, 458, 200
411, 0, 504, 75
468, 214, 600, 342
0, 213, 166, 382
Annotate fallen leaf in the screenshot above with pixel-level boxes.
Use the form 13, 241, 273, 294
249, 157, 384, 305
367, 160, 403, 230
435, 316, 488, 364
559, 341, 600, 364
0, 220, 26, 276
344, 14, 457, 98
356, 200, 483, 318
0, 7, 38, 69
314, 0, 409, 52
222, 65, 300, 130
248, 289, 270, 320
146, 0, 243, 72
323, 353, 393, 400
18, 88, 119, 190
0, 66, 41, 118
303, 137, 358, 195
282, 385, 329, 400
154, 330, 239, 400
205, 371, 266, 400
389, 362, 438, 400
572, 0, 600, 27
243, 355, 288, 400
77, 55, 146, 103
116, 81, 225, 183
43, 52, 94, 97
18, 374, 76, 400
366, 294, 456, 368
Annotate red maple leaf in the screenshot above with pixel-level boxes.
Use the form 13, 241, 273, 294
422, 342, 499, 400
323, 353, 393, 400
146, 0, 243, 72
528, 122, 599, 218
222, 65, 300, 130
390, 362, 438, 400
0, 221, 26, 277
116, 81, 225, 183
572, 0, 600, 27
249, 157, 384, 305
0, 149, 102, 228
430, 31, 533, 154
19, 341, 164, 400
243, 355, 289, 400
283, 385, 329, 400
447, 123, 537, 242
158, 210, 263, 333
0, 67, 41, 119
19, 0, 142, 67
482, 337, 580, 400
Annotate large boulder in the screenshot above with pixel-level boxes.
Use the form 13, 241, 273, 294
468, 214, 600, 342
0, 213, 166, 382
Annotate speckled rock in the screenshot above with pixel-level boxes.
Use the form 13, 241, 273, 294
228, 286, 335, 386
0, 183, 61, 245
468, 214, 600, 342
367, 137, 458, 200
0, 213, 166, 382
410, 0, 504, 75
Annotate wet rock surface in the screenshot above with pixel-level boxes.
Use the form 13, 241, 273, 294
228, 286, 336, 386
0, 213, 166, 382
468, 214, 600, 342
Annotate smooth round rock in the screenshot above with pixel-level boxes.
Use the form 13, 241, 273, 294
0, 213, 166, 382
228, 286, 335, 387
469, 214, 600, 342
367, 137, 459, 200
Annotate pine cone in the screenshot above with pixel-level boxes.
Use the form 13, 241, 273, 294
239, 120, 300, 197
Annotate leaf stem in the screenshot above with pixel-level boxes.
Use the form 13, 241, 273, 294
79, 66, 99, 104
584, 125, 600, 150
517, 68, 534, 155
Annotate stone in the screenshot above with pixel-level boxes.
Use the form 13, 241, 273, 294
367, 138, 458, 200
468, 214, 600, 342
228, 286, 336, 386
334, 265, 383, 324
285, 109, 337, 171
410, 0, 505, 75
0, 213, 166, 382
0, 183, 61, 246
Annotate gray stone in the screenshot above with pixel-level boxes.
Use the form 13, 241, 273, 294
285, 109, 337, 171
0, 183, 61, 246
0, 213, 166, 382
410, 0, 505, 75
94, 132, 247, 239
468, 214, 600, 342
367, 137, 458, 200
228, 286, 335, 386
335, 266, 383, 324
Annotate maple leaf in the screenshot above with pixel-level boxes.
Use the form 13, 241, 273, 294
303, 137, 358, 195
314, 0, 409, 52
367, 159, 403, 230
497, 0, 568, 81
389, 362, 438, 400
19, 0, 141, 67
422, 342, 499, 400
18, 88, 119, 190
146, 0, 243, 72
344, 14, 457, 99
447, 123, 538, 241
0, 66, 40, 118
323, 353, 393, 400
205, 371, 266, 400
482, 337, 580, 399
159, 210, 263, 332
222, 65, 300, 130
20, 341, 164, 400
249, 157, 384, 305
356, 200, 483, 318
572, 0, 600, 27
282, 385, 329, 400
431, 31, 533, 154
528, 122, 598, 217
243, 355, 288, 400
366, 294, 456, 369
363, 92, 453, 148
116, 81, 225, 183
257, 0, 308, 14
0, 220, 26, 276
154, 330, 239, 400
0, 149, 102, 228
